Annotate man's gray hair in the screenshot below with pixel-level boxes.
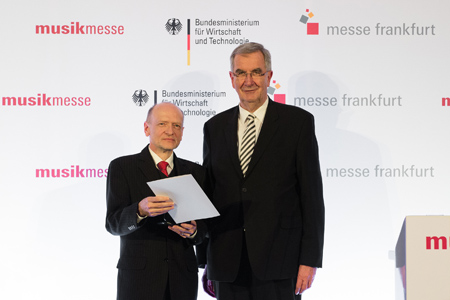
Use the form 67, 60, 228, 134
230, 42, 272, 72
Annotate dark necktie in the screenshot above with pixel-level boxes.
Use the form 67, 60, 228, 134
239, 114, 256, 176
157, 161, 169, 177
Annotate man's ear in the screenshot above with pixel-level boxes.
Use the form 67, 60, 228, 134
144, 122, 150, 137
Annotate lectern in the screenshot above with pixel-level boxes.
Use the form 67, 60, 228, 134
396, 216, 450, 300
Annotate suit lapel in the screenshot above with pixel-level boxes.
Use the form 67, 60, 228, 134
137, 146, 160, 196
245, 100, 279, 178
173, 153, 188, 175
224, 107, 243, 178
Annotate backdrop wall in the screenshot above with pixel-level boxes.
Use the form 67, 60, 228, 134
1, 0, 449, 299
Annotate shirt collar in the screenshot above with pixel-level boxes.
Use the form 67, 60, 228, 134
239, 96, 269, 122
148, 146, 174, 170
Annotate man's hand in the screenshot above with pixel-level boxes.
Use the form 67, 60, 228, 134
169, 220, 197, 238
295, 265, 317, 295
138, 196, 174, 217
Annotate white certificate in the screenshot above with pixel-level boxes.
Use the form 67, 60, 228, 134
147, 174, 219, 224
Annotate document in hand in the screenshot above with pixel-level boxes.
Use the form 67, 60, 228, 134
147, 174, 220, 224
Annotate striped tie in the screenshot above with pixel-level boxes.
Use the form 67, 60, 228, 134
240, 114, 256, 176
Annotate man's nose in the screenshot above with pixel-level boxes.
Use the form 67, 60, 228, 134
243, 73, 255, 85
165, 125, 174, 134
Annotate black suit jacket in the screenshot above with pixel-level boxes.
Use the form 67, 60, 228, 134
202, 99, 325, 282
106, 146, 207, 300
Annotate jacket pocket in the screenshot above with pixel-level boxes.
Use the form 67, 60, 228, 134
117, 256, 146, 270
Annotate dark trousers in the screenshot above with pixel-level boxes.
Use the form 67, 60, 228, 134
214, 236, 301, 300
164, 282, 171, 300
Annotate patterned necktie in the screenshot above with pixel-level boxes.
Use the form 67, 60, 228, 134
239, 114, 256, 176
157, 161, 169, 177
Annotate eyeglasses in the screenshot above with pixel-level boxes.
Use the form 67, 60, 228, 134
231, 70, 268, 79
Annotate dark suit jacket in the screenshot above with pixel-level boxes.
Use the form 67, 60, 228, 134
202, 99, 325, 282
106, 145, 207, 300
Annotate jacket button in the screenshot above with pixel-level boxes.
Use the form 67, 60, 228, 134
242, 188, 247, 192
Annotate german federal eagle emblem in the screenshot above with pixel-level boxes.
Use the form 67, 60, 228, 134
165, 18, 182, 35
132, 90, 149, 107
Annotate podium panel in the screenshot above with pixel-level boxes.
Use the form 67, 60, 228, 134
396, 216, 450, 300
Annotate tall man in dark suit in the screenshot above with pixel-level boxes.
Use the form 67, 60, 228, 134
106, 102, 206, 300
202, 42, 325, 299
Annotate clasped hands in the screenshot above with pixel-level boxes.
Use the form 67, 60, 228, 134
138, 196, 197, 238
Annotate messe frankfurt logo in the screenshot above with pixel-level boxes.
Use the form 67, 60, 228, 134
165, 18, 183, 35
300, 9, 319, 35
268, 80, 285, 104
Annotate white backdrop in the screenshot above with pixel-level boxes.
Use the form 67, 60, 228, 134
1, 0, 449, 299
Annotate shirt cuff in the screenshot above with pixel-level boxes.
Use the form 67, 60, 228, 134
188, 229, 198, 239
136, 213, 147, 223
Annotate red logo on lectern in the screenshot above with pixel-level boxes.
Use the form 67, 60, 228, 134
442, 97, 450, 106
426, 236, 448, 250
